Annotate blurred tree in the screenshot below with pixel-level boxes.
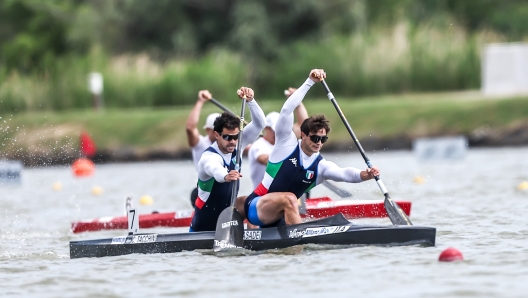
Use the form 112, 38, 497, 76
229, 1, 276, 59
0, 0, 73, 71
417, 0, 528, 39
2, 0, 528, 88
67, 0, 124, 53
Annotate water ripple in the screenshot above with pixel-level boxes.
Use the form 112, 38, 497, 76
1, 150, 528, 297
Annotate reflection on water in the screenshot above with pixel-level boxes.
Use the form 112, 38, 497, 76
1, 147, 528, 297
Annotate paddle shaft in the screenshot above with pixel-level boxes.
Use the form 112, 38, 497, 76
320, 80, 412, 225
210, 98, 249, 125
320, 82, 372, 167
230, 97, 246, 205
213, 97, 247, 252
322, 181, 352, 198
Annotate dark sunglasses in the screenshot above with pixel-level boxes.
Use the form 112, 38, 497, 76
220, 133, 239, 141
309, 135, 329, 144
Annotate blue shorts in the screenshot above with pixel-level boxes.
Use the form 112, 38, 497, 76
247, 195, 266, 226
244, 192, 285, 228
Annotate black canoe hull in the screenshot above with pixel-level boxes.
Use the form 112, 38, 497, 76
70, 214, 436, 259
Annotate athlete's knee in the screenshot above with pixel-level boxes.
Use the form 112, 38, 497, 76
280, 193, 298, 210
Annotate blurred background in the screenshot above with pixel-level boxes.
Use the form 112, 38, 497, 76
1, 0, 528, 165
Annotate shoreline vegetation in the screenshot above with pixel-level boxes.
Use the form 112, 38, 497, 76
2, 15, 527, 166
1, 22, 507, 114
2, 90, 528, 167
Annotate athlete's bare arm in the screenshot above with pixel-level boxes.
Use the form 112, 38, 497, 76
186, 90, 211, 147
256, 154, 269, 165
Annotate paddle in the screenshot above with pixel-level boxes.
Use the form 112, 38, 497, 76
322, 181, 352, 198
210, 98, 249, 125
320, 81, 412, 226
213, 97, 247, 252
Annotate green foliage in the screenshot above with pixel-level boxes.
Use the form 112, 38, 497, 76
0, 0, 72, 71
0, 23, 489, 113
1, 0, 528, 113
269, 22, 481, 96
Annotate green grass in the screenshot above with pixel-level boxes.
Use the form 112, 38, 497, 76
2, 91, 528, 159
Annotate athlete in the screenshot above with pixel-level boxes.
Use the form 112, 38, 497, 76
236, 69, 380, 227
248, 106, 308, 188
190, 87, 266, 232
186, 90, 220, 207
248, 90, 308, 189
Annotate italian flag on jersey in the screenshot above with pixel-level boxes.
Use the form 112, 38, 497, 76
196, 177, 215, 209
254, 161, 316, 196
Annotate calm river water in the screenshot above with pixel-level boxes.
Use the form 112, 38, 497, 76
1, 147, 528, 297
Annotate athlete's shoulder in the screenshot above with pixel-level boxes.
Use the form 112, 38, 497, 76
200, 148, 221, 159
193, 135, 211, 149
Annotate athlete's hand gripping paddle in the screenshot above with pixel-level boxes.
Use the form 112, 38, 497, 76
213, 96, 247, 252
320, 80, 412, 226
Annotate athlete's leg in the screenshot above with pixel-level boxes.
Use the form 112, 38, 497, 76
235, 195, 247, 219
256, 192, 302, 225
235, 195, 259, 229
246, 222, 259, 229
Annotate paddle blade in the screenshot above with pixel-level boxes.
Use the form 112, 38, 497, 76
384, 194, 413, 225
213, 207, 244, 252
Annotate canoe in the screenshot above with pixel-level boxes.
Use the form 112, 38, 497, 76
69, 213, 435, 259
71, 197, 412, 233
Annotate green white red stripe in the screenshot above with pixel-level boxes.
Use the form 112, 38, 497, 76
196, 178, 214, 209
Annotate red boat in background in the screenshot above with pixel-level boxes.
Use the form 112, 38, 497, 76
71, 197, 412, 233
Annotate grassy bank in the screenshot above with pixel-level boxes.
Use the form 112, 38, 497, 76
2, 91, 528, 165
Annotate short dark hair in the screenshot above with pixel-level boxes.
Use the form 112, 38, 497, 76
213, 112, 239, 133
300, 115, 331, 135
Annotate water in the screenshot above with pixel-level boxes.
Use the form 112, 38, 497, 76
1, 147, 528, 297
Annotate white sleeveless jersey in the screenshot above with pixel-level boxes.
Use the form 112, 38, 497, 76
248, 137, 274, 189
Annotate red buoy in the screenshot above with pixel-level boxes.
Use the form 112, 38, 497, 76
72, 157, 95, 177
439, 247, 464, 262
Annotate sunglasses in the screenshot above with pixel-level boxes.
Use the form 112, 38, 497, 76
219, 133, 239, 141
309, 135, 329, 144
